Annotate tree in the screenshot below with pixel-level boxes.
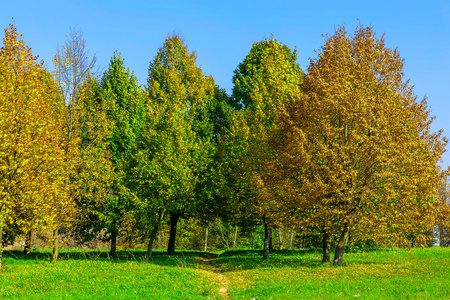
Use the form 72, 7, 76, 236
0, 24, 65, 270
51, 27, 97, 263
76, 52, 145, 257
231, 37, 303, 259
128, 35, 218, 259
271, 25, 447, 266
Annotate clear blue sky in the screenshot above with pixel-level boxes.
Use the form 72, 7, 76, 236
2, 0, 449, 168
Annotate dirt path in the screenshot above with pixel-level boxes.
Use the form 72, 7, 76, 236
201, 254, 230, 299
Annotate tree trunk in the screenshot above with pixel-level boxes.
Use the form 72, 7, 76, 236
147, 227, 159, 260
432, 225, 440, 247
51, 228, 59, 264
278, 228, 283, 250
24, 230, 32, 255
333, 226, 350, 266
322, 228, 331, 262
110, 229, 118, 258
167, 211, 181, 255
233, 225, 238, 249
289, 229, 294, 249
204, 226, 208, 252
263, 222, 271, 259
269, 234, 273, 252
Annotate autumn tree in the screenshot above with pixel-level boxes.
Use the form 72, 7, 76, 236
0, 25, 65, 270
128, 35, 218, 259
272, 25, 447, 266
51, 27, 97, 263
231, 37, 303, 259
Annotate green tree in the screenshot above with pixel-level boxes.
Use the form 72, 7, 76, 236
272, 25, 447, 266
76, 52, 145, 257
129, 35, 218, 259
231, 37, 303, 259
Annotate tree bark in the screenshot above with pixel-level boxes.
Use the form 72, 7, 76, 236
289, 229, 294, 249
167, 211, 181, 255
204, 226, 208, 252
322, 228, 331, 262
432, 225, 440, 247
233, 225, 238, 249
148, 208, 166, 260
278, 228, 283, 250
269, 234, 273, 252
333, 226, 350, 266
110, 229, 118, 258
24, 230, 32, 255
51, 228, 59, 264
263, 222, 271, 259
147, 227, 159, 260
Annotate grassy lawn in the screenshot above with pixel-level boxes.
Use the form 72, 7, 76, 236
1, 247, 449, 299
0, 250, 221, 299
213, 247, 450, 299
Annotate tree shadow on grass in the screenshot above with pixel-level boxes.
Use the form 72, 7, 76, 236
3, 247, 399, 271
2, 249, 210, 269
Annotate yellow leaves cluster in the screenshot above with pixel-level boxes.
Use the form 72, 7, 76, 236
0, 25, 67, 235
268, 25, 446, 252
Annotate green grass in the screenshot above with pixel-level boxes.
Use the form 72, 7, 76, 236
0, 250, 221, 299
1, 247, 450, 299
213, 247, 450, 299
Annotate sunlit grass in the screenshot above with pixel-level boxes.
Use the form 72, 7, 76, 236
0, 250, 221, 299
214, 247, 450, 299
1, 247, 449, 299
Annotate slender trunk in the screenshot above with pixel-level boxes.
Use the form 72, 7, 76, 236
167, 211, 180, 255
147, 227, 159, 260
289, 229, 294, 249
24, 230, 32, 255
110, 229, 117, 258
278, 228, 283, 250
263, 222, 271, 259
269, 234, 273, 252
233, 225, 238, 249
147, 208, 166, 260
322, 228, 331, 262
432, 225, 440, 247
333, 226, 350, 266
51, 228, 59, 264
204, 226, 208, 252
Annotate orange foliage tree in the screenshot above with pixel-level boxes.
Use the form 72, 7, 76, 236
271, 25, 447, 266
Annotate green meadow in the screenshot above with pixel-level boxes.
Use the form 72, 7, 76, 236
1, 247, 449, 299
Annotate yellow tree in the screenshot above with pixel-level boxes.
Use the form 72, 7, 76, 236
0, 24, 66, 270
272, 25, 447, 266
50, 27, 96, 263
